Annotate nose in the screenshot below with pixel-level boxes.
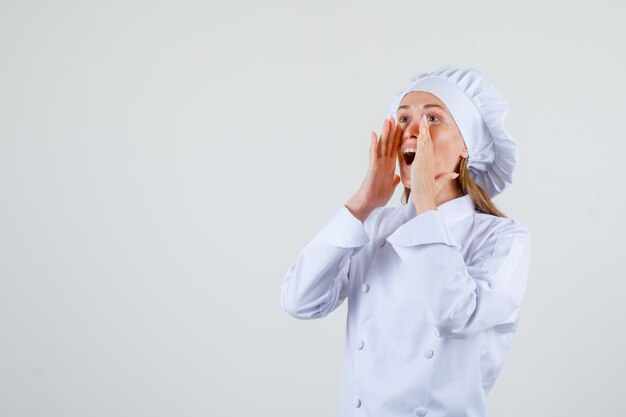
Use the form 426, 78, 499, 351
403, 117, 422, 141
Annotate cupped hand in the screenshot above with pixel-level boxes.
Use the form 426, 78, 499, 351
346, 116, 402, 220
410, 114, 459, 214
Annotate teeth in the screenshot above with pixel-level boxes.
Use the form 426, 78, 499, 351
403, 148, 416, 154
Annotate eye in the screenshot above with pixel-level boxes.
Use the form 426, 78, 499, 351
398, 114, 440, 124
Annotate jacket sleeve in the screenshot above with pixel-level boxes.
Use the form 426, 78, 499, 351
281, 205, 371, 320
386, 209, 532, 338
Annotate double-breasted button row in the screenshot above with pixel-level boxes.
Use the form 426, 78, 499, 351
414, 407, 427, 416
354, 398, 362, 408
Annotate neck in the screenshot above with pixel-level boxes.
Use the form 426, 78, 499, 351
435, 181, 463, 207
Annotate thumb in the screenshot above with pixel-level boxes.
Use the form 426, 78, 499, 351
392, 174, 401, 187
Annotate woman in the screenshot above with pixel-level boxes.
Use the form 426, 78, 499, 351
281, 65, 532, 417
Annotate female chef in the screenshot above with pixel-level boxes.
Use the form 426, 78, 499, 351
281, 65, 532, 417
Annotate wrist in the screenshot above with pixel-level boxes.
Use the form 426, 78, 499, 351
345, 195, 374, 224
412, 195, 437, 215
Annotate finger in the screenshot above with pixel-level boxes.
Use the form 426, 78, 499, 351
435, 172, 459, 192
422, 115, 431, 142
386, 117, 397, 156
416, 116, 424, 147
370, 131, 378, 161
380, 117, 390, 156
383, 118, 392, 156
391, 122, 401, 157
389, 123, 398, 156
383, 116, 393, 156
417, 115, 423, 137
435, 172, 456, 182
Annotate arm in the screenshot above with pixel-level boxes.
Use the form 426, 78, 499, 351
386, 209, 532, 338
280, 205, 372, 320
281, 114, 400, 319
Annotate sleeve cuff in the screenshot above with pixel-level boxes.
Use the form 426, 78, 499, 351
386, 209, 460, 248
316, 205, 370, 248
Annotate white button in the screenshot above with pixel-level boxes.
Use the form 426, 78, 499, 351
354, 398, 362, 408
433, 329, 440, 337
361, 283, 370, 293
357, 339, 364, 350
424, 349, 434, 359
414, 407, 427, 416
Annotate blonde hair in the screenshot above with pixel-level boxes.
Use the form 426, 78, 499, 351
400, 156, 507, 218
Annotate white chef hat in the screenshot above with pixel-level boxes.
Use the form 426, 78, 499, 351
387, 65, 517, 198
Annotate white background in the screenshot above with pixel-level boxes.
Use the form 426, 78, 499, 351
1, 0, 625, 416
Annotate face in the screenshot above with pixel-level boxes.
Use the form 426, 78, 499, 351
396, 91, 469, 189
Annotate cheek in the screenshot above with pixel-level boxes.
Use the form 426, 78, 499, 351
431, 135, 460, 168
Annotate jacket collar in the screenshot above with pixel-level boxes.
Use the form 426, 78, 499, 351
403, 193, 476, 226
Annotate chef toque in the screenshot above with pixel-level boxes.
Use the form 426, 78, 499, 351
387, 65, 517, 198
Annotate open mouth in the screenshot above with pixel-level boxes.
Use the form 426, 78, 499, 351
402, 150, 416, 165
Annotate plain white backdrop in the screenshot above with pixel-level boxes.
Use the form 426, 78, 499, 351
1, 0, 625, 416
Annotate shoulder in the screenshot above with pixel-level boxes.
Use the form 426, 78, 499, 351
473, 212, 532, 263
474, 211, 530, 241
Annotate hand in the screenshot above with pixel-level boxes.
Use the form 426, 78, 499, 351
410, 114, 459, 215
345, 116, 402, 222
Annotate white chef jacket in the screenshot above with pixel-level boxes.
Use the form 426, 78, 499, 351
281, 193, 532, 417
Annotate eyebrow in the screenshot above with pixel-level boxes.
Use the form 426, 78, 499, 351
397, 104, 445, 111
